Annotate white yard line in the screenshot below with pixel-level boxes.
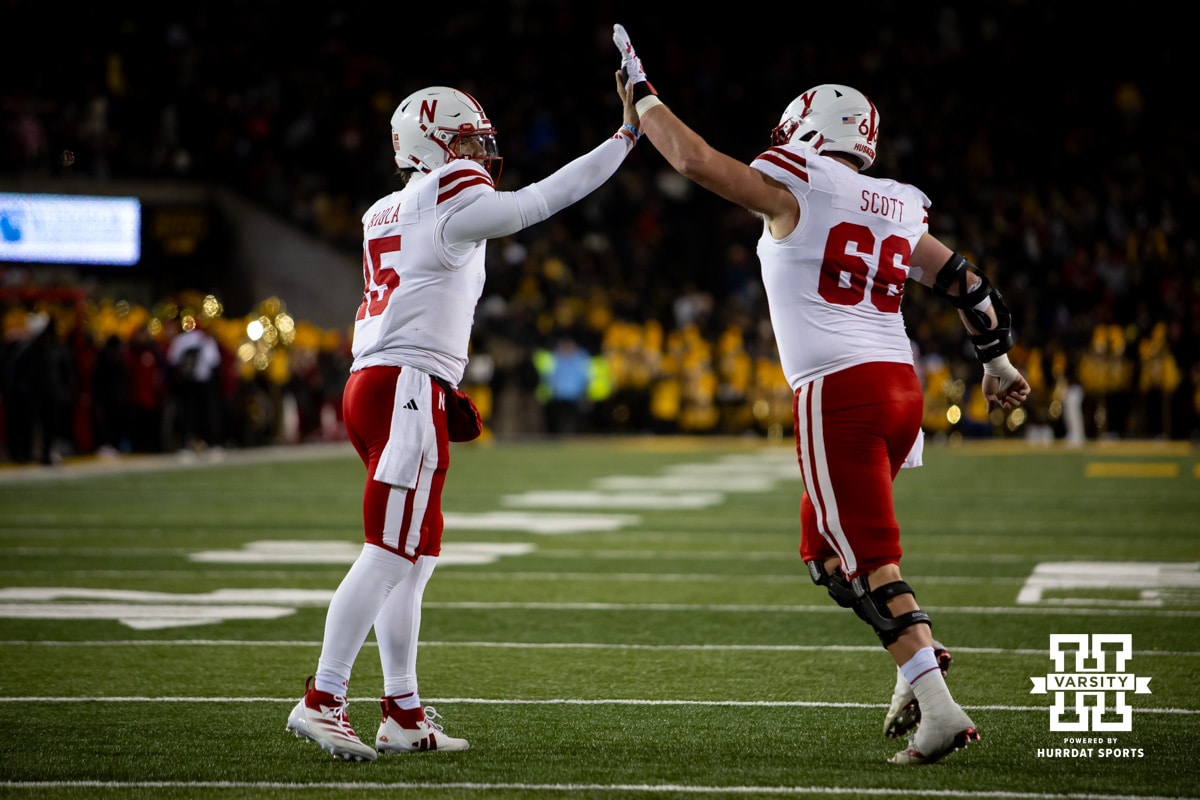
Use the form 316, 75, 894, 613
0, 696, 1196, 717
1, 781, 1194, 800
5, 640, 1199, 658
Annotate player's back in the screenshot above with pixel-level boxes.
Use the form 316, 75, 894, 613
751, 147, 930, 389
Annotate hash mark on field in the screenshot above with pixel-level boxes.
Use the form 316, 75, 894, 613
189, 540, 535, 564
502, 490, 724, 510
1085, 462, 1179, 478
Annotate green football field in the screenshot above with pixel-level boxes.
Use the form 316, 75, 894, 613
1, 436, 1197, 799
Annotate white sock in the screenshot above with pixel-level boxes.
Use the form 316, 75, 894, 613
899, 646, 939, 687
387, 690, 422, 710
314, 672, 349, 697
902, 648, 955, 717
379, 555, 437, 699
315, 544, 412, 694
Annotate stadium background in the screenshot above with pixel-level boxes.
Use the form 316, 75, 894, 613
1, 0, 1195, 459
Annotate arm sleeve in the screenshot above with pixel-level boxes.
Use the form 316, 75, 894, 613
442, 131, 635, 245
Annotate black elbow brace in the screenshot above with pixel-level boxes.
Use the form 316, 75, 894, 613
933, 252, 1014, 362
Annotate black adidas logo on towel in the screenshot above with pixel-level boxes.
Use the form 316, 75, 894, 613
403, 398, 419, 411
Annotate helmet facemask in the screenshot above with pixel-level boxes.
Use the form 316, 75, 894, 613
449, 130, 503, 181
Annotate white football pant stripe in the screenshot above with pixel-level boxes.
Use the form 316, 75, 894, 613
797, 378, 856, 575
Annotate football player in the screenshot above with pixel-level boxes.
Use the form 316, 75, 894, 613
612, 24, 1029, 765
286, 83, 642, 761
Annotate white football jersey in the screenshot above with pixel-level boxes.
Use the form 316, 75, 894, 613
350, 160, 493, 384
751, 145, 931, 389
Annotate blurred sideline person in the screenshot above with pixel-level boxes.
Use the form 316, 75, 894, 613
540, 336, 594, 434
286, 83, 643, 761
2, 313, 75, 465
612, 25, 1030, 765
166, 317, 222, 452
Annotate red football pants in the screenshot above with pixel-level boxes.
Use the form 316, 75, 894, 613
793, 361, 923, 580
342, 366, 450, 560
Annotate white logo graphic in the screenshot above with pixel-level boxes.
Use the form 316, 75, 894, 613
1030, 634, 1152, 731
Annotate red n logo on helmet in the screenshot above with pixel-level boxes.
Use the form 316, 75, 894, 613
800, 90, 817, 117
420, 100, 438, 125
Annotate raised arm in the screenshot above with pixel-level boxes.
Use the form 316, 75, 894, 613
443, 123, 638, 245
443, 129, 635, 244
613, 24, 797, 236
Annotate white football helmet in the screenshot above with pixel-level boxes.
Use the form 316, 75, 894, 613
770, 84, 879, 169
390, 86, 502, 179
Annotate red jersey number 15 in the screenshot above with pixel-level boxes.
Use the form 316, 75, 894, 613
357, 234, 402, 320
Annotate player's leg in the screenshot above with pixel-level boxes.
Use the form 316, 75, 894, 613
287, 366, 416, 760
859, 556, 977, 761
797, 363, 977, 763
861, 366, 977, 763
286, 543, 411, 760
375, 554, 469, 753
883, 638, 952, 739
361, 376, 467, 753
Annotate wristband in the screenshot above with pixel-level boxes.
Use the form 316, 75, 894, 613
629, 80, 656, 102
635, 95, 664, 116
622, 123, 640, 140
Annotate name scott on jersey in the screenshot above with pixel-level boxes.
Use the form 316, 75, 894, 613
859, 190, 905, 222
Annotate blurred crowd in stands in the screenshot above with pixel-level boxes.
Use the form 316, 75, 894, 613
1, 2, 1195, 463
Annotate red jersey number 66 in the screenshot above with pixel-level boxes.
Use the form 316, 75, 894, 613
818, 222, 909, 314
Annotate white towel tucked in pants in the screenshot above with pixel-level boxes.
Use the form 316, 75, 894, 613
374, 367, 433, 489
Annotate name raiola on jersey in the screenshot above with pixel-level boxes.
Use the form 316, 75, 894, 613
367, 201, 404, 231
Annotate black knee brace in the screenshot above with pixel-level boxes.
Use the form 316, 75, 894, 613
806, 559, 871, 626
849, 576, 932, 647
806, 560, 931, 647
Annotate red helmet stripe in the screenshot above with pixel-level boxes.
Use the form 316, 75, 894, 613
866, 99, 879, 145
455, 89, 485, 113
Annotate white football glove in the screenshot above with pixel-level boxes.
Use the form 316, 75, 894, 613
613, 24, 653, 90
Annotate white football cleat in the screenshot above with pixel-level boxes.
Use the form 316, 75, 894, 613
889, 703, 979, 765
376, 704, 470, 753
883, 643, 952, 738
286, 677, 377, 762
883, 675, 921, 739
